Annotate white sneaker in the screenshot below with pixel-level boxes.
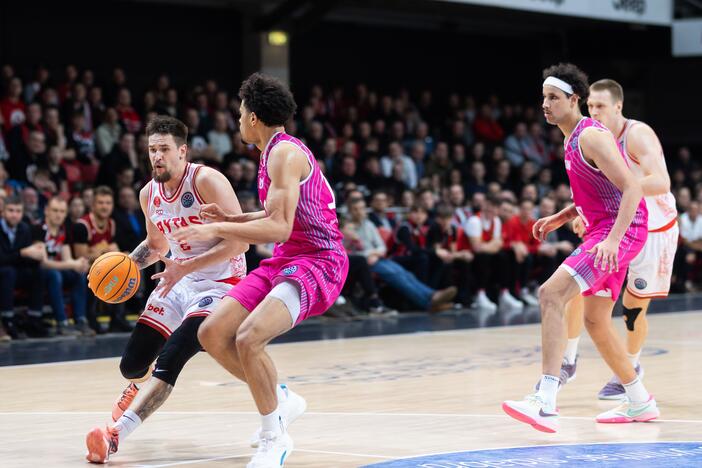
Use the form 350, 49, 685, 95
502, 393, 559, 433
474, 291, 497, 311
595, 395, 659, 423
250, 385, 307, 448
520, 288, 539, 306
499, 290, 524, 309
247, 431, 293, 468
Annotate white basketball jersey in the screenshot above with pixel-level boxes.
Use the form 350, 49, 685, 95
619, 120, 677, 231
147, 162, 246, 282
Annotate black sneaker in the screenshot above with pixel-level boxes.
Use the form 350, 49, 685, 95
2, 319, 27, 340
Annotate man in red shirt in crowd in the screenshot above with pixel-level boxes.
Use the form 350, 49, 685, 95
501, 199, 540, 306
1, 77, 26, 132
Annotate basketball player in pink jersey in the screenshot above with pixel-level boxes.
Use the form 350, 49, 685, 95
550, 79, 678, 401
85, 116, 248, 463
174, 73, 349, 468
502, 63, 659, 433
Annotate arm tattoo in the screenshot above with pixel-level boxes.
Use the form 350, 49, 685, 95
135, 382, 173, 421
130, 242, 154, 269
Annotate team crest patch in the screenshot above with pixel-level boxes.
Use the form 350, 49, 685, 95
181, 191, 195, 208
153, 196, 161, 208
570, 247, 582, 257
198, 296, 213, 307
282, 265, 298, 275
634, 278, 647, 290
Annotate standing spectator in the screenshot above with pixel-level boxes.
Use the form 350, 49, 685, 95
346, 197, 456, 311
72, 186, 130, 332
34, 197, 92, 336
95, 108, 122, 157
465, 196, 503, 310
0, 196, 47, 339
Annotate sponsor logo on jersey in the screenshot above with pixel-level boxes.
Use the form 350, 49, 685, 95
634, 278, 647, 290
198, 296, 213, 307
181, 191, 195, 208
282, 265, 298, 275
154, 196, 161, 208
147, 304, 165, 316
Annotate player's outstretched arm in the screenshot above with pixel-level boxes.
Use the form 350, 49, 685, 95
130, 183, 170, 270
627, 123, 670, 197
173, 144, 306, 245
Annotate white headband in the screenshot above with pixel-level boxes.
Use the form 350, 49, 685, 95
543, 76, 574, 95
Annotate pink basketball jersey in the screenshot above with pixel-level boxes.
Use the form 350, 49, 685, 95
564, 117, 647, 234
257, 132, 345, 258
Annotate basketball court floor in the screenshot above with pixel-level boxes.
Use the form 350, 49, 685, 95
1, 300, 701, 467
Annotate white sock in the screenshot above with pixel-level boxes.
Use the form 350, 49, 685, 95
276, 384, 288, 404
623, 376, 649, 404
564, 337, 580, 365
627, 350, 641, 367
113, 410, 142, 440
536, 374, 560, 408
261, 407, 284, 436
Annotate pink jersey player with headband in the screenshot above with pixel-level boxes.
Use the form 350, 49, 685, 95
227, 131, 349, 324
561, 117, 648, 300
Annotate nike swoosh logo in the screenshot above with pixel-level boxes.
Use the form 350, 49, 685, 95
626, 405, 651, 417
539, 409, 558, 418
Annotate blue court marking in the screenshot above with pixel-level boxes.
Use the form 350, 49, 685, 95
362, 442, 702, 467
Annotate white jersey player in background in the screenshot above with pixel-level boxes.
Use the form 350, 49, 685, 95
86, 116, 247, 463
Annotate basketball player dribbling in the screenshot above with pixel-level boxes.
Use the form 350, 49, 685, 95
550, 79, 678, 401
502, 63, 659, 433
85, 116, 248, 463
174, 73, 349, 467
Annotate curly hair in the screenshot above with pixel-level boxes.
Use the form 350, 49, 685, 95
239, 72, 297, 126
542, 62, 590, 100
145, 115, 188, 147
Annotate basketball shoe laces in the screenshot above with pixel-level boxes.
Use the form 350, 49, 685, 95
118, 384, 138, 408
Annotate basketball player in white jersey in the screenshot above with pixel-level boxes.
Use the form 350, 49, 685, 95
85, 116, 248, 463
553, 79, 677, 400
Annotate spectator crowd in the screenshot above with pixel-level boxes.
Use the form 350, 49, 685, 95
1, 63, 701, 340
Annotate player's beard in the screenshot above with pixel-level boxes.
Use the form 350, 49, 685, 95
153, 168, 172, 182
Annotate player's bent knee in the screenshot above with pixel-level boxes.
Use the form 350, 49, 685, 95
235, 324, 265, 356
119, 355, 153, 381
152, 316, 205, 387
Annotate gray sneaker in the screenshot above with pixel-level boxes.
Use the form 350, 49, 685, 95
534, 357, 577, 391
597, 364, 644, 400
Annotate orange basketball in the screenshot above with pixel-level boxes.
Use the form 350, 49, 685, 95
88, 252, 141, 304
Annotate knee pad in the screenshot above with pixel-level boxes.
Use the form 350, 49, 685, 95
152, 316, 205, 387
120, 323, 167, 381
622, 306, 642, 331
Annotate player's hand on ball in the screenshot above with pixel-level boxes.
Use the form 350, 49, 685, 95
152, 254, 189, 298
587, 237, 619, 273
200, 203, 227, 222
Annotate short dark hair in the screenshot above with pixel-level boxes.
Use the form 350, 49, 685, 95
239, 73, 297, 126
542, 62, 590, 100
145, 115, 188, 146
590, 79, 624, 103
436, 203, 454, 219
94, 185, 114, 199
4, 196, 22, 207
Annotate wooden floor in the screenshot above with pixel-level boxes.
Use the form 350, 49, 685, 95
1, 310, 701, 467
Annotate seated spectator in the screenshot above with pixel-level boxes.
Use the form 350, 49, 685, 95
505, 122, 542, 168
0, 196, 47, 339
116, 88, 142, 134
425, 142, 452, 184
72, 186, 130, 332
465, 161, 488, 197
207, 110, 233, 161
500, 199, 540, 306
535, 197, 577, 283
473, 103, 504, 144
368, 190, 396, 231
96, 132, 139, 191
66, 112, 96, 166
1, 77, 26, 132
465, 195, 503, 310
427, 204, 474, 303
392, 204, 431, 282
33, 197, 92, 336
380, 141, 417, 190
675, 200, 702, 291
346, 197, 456, 311
448, 183, 471, 228
113, 186, 145, 253
95, 107, 122, 157
21, 186, 42, 225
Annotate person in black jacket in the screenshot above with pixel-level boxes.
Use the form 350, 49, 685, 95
0, 196, 47, 339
